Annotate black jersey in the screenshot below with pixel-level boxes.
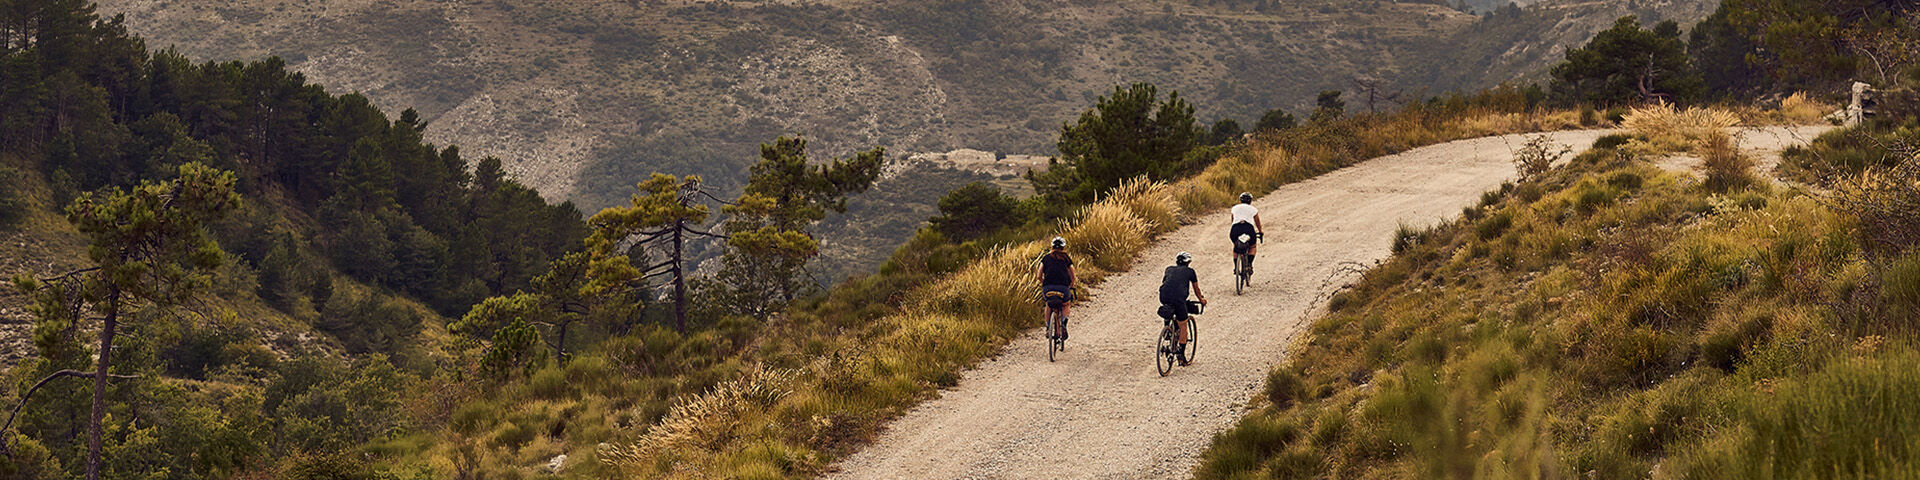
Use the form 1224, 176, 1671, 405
1159, 265, 1198, 304
1041, 252, 1074, 286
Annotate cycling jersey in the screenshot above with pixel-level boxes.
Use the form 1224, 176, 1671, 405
1159, 265, 1198, 304
1231, 203, 1258, 224
1040, 252, 1074, 286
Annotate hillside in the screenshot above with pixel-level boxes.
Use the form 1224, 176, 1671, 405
89, 0, 1716, 284
95, 0, 1711, 208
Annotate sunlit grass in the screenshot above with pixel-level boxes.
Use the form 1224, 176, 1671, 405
1198, 117, 1920, 478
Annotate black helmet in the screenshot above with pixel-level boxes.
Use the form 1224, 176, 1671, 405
1239, 192, 1254, 203
1176, 251, 1193, 265
1051, 236, 1066, 249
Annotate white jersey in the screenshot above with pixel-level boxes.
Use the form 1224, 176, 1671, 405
1231, 203, 1258, 224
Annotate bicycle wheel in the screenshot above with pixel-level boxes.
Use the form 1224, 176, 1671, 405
1237, 255, 1251, 295
1047, 311, 1059, 362
1156, 326, 1174, 376
1185, 317, 1198, 363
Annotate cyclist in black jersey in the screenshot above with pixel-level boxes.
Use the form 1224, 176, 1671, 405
1159, 252, 1206, 366
1038, 237, 1076, 340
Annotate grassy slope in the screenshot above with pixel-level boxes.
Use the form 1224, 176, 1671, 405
575, 101, 1589, 479
1196, 124, 1920, 478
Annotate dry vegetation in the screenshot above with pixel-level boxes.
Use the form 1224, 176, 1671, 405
1197, 103, 1920, 479
569, 94, 1586, 478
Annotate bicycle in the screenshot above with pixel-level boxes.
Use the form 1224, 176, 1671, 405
1155, 301, 1202, 376
1044, 290, 1069, 362
1233, 232, 1263, 295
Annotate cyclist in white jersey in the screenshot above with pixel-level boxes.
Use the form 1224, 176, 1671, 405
1229, 192, 1264, 276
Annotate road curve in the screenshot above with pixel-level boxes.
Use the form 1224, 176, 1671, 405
827, 130, 1615, 480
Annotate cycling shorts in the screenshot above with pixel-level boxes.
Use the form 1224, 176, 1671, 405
1230, 222, 1258, 255
1043, 284, 1073, 307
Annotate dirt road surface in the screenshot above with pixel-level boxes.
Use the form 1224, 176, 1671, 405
828, 128, 1820, 480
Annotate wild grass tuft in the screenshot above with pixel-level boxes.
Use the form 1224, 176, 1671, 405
1775, 92, 1836, 125
1700, 130, 1756, 192
603, 368, 797, 467
1621, 102, 1743, 156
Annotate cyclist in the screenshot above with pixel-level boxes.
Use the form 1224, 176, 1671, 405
1159, 251, 1206, 366
1229, 192, 1264, 277
1037, 237, 1076, 340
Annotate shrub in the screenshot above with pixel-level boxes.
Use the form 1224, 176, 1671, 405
528, 366, 571, 400
1265, 368, 1305, 409
929, 182, 1023, 241
1593, 133, 1633, 150
1391, 222, 1422, 254
1621, 103, 1742, 155
1700, 131, 1755, 192
1475, 209, 1515, 240
1513, 134, 1573, 181
1775, 92, 1834, 125
1828, 150, 1920, 255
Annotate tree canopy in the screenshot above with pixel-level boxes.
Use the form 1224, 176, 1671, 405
1031, 82, 1205, 205
1549, 16, 1704, 106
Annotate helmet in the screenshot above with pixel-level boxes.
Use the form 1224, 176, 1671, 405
1239, 192, 1254, 203
1176, 251, 1193, 265
1051, 236, 1066, 249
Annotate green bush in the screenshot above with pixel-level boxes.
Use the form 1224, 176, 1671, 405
1593, 134, 1633, 150
1680, 351, 1920, 478
529, 366, 571, 400
1475, 209, 1514, 240
1265, 368, 1304, 409
928, 182, 1024, 241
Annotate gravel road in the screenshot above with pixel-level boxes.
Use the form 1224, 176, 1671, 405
827, 128, 1818, 480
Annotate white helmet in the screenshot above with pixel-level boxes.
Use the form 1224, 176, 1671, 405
1176, 251, 1193, 265
1051, 236, 1067, 249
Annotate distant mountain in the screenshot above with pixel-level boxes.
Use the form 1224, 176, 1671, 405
95, 0, 1714, 279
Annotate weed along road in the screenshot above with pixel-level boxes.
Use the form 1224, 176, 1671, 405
825, 130, 1617, 479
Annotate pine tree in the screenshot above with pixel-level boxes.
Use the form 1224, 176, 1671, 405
1044, 82, 1203, 203
1548, 16, 1704, 106
705, 137, 884, 315
5, 162, 240, 480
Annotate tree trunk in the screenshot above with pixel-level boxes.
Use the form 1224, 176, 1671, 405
554, 320, 569, 364
85, 289, 119, 480
672, 223, 687, 333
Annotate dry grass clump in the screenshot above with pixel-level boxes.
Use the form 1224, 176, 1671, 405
1103, 176, 1182, 234
610, 368, 798, 458
1700, 130, 1757, 191
1064, 202, 1152, 271
1829, 152, 1920, 255
916, 241, 1045, 320
603, 368, 797, 467
1776, 92, 1836, 125
1622, 102, 1743, 156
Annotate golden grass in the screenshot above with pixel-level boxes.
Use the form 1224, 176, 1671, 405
1776, 92, 1837, 125
1700, 130, 1756, 191
1621, 102, 1743, 156
602, 368, 797, 466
